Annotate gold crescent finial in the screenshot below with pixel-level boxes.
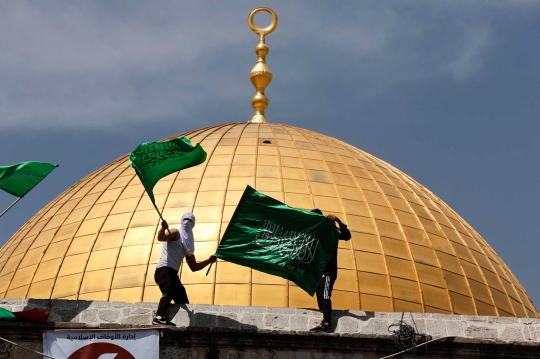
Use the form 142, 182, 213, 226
248, 7, 278, 38
247, 7, 278, 124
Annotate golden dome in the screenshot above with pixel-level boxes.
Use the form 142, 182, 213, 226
0, 122, 537, 318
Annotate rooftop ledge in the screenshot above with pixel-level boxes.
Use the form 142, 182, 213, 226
0, 299, 539, 358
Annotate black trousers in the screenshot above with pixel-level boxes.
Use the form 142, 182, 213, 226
315, 272, 336, 325
155, 266, 189, 317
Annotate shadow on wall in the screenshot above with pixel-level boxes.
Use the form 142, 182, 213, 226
168, 304, 258, 330
338, 310, 376, 322
301, 307, 376, 324
24, 299, 93, 322
18, 299, 258, 329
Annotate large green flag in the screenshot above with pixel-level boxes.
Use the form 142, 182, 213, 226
216, 185, 339, 296
129, 136, 207, 204
0, 161, 58, 198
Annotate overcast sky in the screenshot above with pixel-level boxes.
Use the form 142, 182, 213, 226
1, 1, 539, 306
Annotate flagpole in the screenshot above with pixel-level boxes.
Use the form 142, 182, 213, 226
205, 262, 213, 276
206, 228, 220, 276
0, 197, 22, 219
152, 202, 171, 235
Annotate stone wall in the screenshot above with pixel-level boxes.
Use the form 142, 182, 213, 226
1, 298, 539, 343
0, 298, 539, 358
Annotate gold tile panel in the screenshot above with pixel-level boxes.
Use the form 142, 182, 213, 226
78, 290, 109, 301
333, 291, 359, 310
355, 252, 387, 274
142, 285, 161, 303
402, 226, 431, 247
86, 202, 115, 220
27, 279, 54, 299
346, 215, 376, 234
442, 270, 470, 296
421, 283, 451, 310
0, 123, 535, 317
358, 271, 390, 297
289, 285, 317, 309
214, 284, 250, 306
469, 279, 494, 305
166, 192, 196, 208
387, 257, 417, 281
18, 248, 45, 269
256, 178, 281, 192
80, 269, 114, 294
437, 252, 463, 275
9, 264, 38, 290
110, 287, 143, 302
6, 286, 29, 299
64, 207, 91, 225
123, 227, 156, 247
252, 284, 288, 307
180, 263, 214, 284
58, 253, 90, 277
93, 230, 124, 251
33, 258, 63, 283
86, 249, 120, 272
75, 217, 107, 237
360, 294, 392, 312
111, 265, 147, 289
216, 262, 251, 283
394, 299, 423, 313
53, 222, 81, 243
409, 244, 439, 267
449, 291, 476, 315
380, 237, 409, 259
375, 220, 403, 240
252, 270, 287, 285
475, 299, 497, 316
129, 210, 159, 228
460, 259, 485, 283
351, 232, 381, 253
116, 245, 151, 267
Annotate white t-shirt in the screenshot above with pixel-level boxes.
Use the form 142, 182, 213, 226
156, 228, 194, 272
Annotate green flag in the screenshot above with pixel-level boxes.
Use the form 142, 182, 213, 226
0, 308, 16, 320
129, 136, 207, 204
0, 161, 58, 198
216, 185, 339, 296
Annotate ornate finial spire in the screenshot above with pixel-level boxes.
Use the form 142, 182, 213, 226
247, 7, 278, 124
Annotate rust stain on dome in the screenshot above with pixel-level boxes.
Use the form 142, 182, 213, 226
0, 123, 537, 318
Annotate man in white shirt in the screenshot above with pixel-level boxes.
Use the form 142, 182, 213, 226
152, 212, 216, 326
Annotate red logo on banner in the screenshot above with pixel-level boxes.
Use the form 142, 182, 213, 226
67, 343, 136, 359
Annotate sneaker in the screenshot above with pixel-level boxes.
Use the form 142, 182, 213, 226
309, 322, 333, 333
152, 317, 176, 326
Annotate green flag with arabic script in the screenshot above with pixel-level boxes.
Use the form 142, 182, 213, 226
0, 161, 58, 198
129, 137, 207, 204
216, 185, 339, 296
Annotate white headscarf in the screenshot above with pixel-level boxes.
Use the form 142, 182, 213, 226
180, 212, 195, 254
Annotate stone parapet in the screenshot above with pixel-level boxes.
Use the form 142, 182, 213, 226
1, 298, 539, 344
0, 321, 539, 359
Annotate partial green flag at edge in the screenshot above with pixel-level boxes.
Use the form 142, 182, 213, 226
129, 136, 207, 204
0, 308, 16, 320
0, 161, 58, 198
216, 185, 339, 296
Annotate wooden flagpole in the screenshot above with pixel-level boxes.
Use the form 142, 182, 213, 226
0, 197, 21, 218
152, 202, 171, 235
205, 261, 213, 276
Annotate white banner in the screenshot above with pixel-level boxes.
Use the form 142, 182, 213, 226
43, 330, 159, 359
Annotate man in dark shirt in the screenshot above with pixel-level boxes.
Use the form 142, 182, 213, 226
309, 208, 352, 333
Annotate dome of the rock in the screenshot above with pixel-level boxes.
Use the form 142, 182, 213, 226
0, 122, 537, 318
